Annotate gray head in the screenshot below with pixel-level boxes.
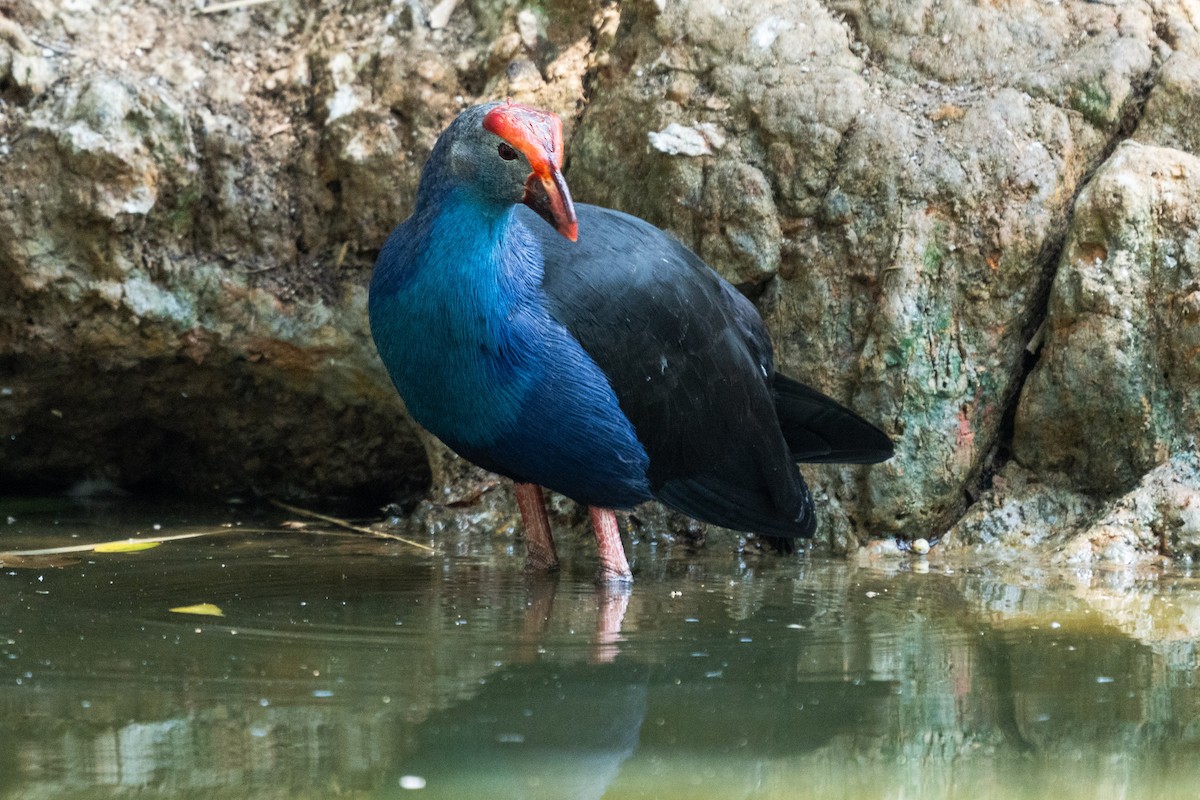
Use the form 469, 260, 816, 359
426, 101, 578, 241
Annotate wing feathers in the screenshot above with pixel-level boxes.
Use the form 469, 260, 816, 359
533, 204, 890, 539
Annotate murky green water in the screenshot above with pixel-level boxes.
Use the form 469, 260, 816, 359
2, 498, 1200, 799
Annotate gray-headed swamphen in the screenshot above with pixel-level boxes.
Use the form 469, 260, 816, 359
369, 101, 893, 581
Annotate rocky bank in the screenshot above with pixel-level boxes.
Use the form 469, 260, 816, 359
1, 0, 1198, 561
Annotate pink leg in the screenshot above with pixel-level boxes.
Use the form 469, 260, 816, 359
590, 506, 632, 582
515, 482, 559, 571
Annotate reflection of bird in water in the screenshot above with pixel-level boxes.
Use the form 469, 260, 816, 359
382, 653, 896, 800
376, 579, 640, 799
383, 660, 649, 800
378, 578, 897, 800
640, 675, 895, 756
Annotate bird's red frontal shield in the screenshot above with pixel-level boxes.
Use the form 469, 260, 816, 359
482, 101, 579, 242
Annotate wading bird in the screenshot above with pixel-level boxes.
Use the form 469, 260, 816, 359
369, 101, 892, 581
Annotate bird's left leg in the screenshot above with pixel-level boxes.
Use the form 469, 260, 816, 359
589, 507, 632, 582
515, 482, 559, 571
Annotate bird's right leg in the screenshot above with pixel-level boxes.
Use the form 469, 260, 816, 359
590, 506, 632, 582
515, 482, 559, 571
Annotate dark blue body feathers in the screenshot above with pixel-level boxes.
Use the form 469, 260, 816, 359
370, 194, 653, 510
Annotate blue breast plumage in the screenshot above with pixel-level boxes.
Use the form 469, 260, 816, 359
368, 188, 653, 509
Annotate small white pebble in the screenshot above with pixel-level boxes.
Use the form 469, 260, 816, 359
865, 591, 879, 598
399, 775, 426, 790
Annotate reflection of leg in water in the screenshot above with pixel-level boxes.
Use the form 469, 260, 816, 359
517, 574, 629, 665
592, 582, 631, 665
516, 575, 558, 664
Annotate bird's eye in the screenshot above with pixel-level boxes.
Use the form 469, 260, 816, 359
497, 142, 519, 161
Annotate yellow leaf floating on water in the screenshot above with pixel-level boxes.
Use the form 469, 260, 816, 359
92, 540, 163, 553
170, 603, 225, 617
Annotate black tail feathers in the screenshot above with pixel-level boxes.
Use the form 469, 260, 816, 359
772, 374, 893, 464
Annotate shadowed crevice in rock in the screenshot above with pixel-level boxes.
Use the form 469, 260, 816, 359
814, 0, 889, 74
0, 355, 429, 505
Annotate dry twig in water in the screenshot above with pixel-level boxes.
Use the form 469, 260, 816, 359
269, 499, 434, 551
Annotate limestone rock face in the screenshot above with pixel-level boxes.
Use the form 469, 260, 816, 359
1014, 143, 1200, 495
1, 14, 54, 98
1135, 51, 1200, 156
951, 452, 1200, 565
1, 0, 1198, 558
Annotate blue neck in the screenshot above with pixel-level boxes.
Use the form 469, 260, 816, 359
377, 185, 543, 291
369, 188, 545, 447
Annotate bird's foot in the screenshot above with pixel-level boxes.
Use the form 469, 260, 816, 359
596, 567, 633, 585
523, 550, 561, 572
